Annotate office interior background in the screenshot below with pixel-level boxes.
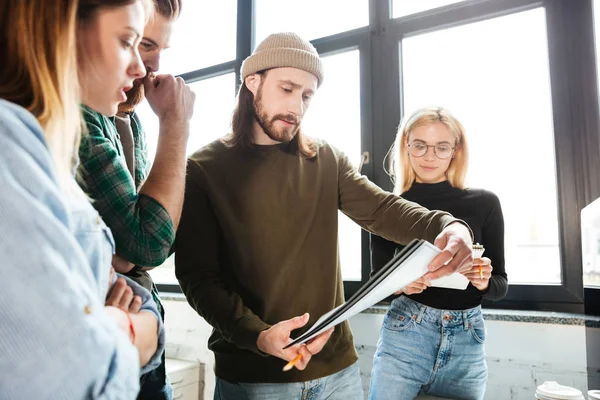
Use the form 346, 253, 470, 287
129, 1, 600, 398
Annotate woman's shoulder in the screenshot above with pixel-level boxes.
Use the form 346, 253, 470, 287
0, 99, 46, 144
0, 100, 55, 176
464, 187, 502, 208
0, 98, 35, 120
0, 99, 76, 243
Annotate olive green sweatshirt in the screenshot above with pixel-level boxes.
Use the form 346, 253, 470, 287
174, 138, 459, 383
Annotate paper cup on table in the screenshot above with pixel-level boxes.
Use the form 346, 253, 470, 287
535, 381, 584, 399
588, 390, 600, 400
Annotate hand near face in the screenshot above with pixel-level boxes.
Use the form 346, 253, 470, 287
143, 74, 196, 127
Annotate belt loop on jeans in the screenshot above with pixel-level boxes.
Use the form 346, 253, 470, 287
416, 305, 426, 324
463, 310, 469, 330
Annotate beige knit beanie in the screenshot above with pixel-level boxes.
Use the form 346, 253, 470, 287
241, 32, 324, 87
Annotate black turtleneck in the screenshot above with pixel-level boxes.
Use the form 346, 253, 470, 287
370, 180, 508, 310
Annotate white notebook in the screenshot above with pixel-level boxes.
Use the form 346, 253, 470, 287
285, 239, 440, 348
430, 272, 470, 290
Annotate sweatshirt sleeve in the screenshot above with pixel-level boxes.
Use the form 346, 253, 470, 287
370, 233, 399, 277
480, 192, 508, 301
334, 146, 471, 244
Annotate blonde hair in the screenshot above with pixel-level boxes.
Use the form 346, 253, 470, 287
390, 106, 469, 194
0, 0, 81, 190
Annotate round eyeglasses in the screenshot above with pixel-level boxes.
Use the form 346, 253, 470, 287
407, 141, 455, 160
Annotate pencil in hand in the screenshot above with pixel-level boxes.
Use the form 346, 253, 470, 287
282, 353, 303, 372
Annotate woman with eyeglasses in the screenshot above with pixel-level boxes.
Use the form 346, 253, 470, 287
368, 106, 508, 400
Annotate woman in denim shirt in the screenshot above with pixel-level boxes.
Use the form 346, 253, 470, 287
73, 0, 170, 381
0, 0, 164, 399
368, 107, 508, 400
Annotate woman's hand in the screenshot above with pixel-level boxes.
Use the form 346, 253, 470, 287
395, 277, 432, 295
463, 257, 493, 291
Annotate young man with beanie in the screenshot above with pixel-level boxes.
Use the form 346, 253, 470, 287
77, 1, 194, 399
174, 32, 474, 399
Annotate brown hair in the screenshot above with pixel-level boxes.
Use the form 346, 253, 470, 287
78, 0, 154, 23
225, 71, 317, 158
391, 106, 469, 194
78, 0, 153, 119
0, 0, 80, 189
153, 0, 182, 19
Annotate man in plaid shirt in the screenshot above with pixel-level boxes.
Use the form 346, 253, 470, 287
77, 1, 195, 399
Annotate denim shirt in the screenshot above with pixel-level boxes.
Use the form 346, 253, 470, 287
70, 195, 116, 299
70, 191, 166, 376
0, 99, 162, 399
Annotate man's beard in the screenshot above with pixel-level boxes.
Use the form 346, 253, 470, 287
253, 91, 300, 143
118, 78, 145, 114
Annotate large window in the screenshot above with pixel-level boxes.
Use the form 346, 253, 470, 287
402, 8, 559, 284
392, 0, 467, 18
143, 74, 237, 284
160, 1, 237, 75
582, 197, 600, 288
136, 0, 600, 312
136, 74, 236, 163
302, 50, 363, 280
255, 0, 368, 43
587, 0, 600, 297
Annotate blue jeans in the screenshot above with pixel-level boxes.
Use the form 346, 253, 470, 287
368, 296, 487, 400
214, 362, 364, 400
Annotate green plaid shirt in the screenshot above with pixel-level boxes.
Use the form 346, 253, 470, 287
78, 105, 175, 267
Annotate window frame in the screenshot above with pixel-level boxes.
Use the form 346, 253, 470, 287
156, 0, 600, 314
386, 0, 600, 313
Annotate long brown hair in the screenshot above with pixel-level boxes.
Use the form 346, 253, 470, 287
0, 0, 81, 189
391, 106, 469, 194
225, 71, 317, 158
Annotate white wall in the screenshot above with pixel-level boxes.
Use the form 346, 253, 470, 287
350, 313, 590, 399
163, 299, 216, 400
163, 298, 596, 400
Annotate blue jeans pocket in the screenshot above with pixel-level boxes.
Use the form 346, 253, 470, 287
382, 307, 415, 332
469, 317, 487, 344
